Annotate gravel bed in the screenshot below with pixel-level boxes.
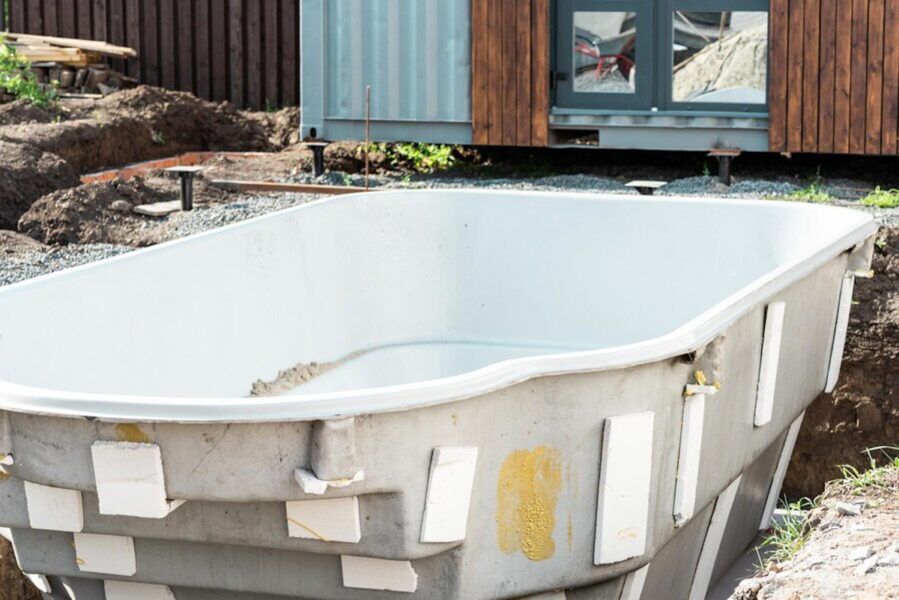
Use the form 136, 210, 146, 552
3, 171, 899, 286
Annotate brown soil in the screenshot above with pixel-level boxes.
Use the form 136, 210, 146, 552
0, 99, 60, 126
19, 173, 238, 246
733, 467, 899, 600
785, 227, 899, 498
0, 140, 80, 230
0, 231, 46, 254
0, 538, 40, 600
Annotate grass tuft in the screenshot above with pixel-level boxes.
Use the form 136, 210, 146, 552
861, 186, 899, 208
838, 446, 899, 493
755, 496, 816, 569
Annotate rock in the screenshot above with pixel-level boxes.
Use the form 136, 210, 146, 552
837, 502, 862, 516
110, 199, 133, 213
854, 555, 878, 575
848, 546, 873, 561
877, 552, 899, 566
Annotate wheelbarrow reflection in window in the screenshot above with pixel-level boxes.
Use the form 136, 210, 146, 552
573, 11, 636, 94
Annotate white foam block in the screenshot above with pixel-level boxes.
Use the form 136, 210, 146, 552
689, 475, 742, 600
91, 441, 182, 519
620, 563, 650, 600
24, 573, 51, 593
420, 446, 479, 543
286, 496, 361, 543
104, 580, 175, 600
755, 302, 786, 427
826, 275, 855, 393
674, 393, 706, 526
341, 555, 418, 593
760, 411, 805, 530
24, 481, 84, 533
594, 412, 654, 565
73, 533, 136, 576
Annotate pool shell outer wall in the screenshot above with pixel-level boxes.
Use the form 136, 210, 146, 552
0, 252, 861, 599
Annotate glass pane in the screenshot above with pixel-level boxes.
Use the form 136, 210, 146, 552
573, 11, 637, 94
672, 11, 768, 103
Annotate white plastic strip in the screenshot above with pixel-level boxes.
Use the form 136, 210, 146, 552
674, 393, 706, 526
340, 555, 418, 593
104, 580, 176, 600
689, 475, 742, 600
24, 573, 51, 593
594, 412, 654, 565
91, 441, 184, 519
286, 496, 361, 543
825, 275, 855, 393
420, 446, 479, 543
755, 302, 786, 427
521, 593, 566, 600
759, 411, 806, 530
24, 482, 84, 533
620, 563, 650, 600
73, 533, 136, 576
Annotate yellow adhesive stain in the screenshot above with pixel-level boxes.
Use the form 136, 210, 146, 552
115, 424, 152, 444
286, 516, 331, 542
567, 513, 573, 552
0, 472, 9, 483
495, 445, 563, 561
451, 413, 458, 426
617, 526, 638, 541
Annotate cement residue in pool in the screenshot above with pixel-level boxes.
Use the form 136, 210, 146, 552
249, 351, 364, 397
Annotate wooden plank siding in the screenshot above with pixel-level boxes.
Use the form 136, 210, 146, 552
6, 0, 301, 109
471, 0, 550, 146
772, 0, 899, 154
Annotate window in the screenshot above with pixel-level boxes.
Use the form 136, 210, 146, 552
573, 11, 637, 94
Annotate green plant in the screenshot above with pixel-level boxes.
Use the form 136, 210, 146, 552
358, 141, 457, 173
755, 496, 816, 568
861, 186, 899, 208
838, 446, 899, 492
340, 172, 352, 186
151, 130, 165, 145
786, 183, 834, 203
702, 162, 711, 177
875, 237, 887, 250
264, 98, 278, 113
0, 35, 57, 107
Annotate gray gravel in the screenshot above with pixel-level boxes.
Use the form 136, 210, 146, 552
3, 170, 899, 287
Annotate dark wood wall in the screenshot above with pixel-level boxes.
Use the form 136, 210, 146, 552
471, 0, 550, 146
769, 0, 899, 155
7, 0, 299, 109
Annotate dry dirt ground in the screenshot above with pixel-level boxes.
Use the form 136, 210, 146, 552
785, 228, 899, 498
733, 467, 899, 600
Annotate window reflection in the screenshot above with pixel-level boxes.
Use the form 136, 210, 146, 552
672, 11, 768, 104
573, 12, 637, 94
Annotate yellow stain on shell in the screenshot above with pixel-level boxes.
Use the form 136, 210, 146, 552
496, 445, 563, 561
0, 472, 9, 483
115, 424, 152, 444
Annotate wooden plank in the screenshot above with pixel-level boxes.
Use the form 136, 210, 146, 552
818, 0, 837, 152
866, 0, 885, 154
229, 0, 244, 106
530, 0, 549, 146
514, 0, 531, 146
124, 0, 140, 78
143, 0, 160, 85
42, 0, 58, 35
3, 33, 135, 57
177, 0, 194, 91
279, 0, 299, 106
159, 0, 176, 89
768, 0, 789, 151
210, 180, 369, 195
92, 0, 107, 41
27, 1, 42, 34
802, 0, 820, 152
246, 0, 263, 109
211, 1, 228, 101
108, 0, 126, 73
786, 0, 805, 151
263, 0, 279, 108
58, 0, 78, 39
195, 0, 211, 99
487, 0, 503, 144
9, 0, 26, 34
883, 0, 899, 153
471, 0, 489, 145
849, 0, 868, 153
76, 0, 93, 39
834, 0, 853, 153
501, 0, 516, 146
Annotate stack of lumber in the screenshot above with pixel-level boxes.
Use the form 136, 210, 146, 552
2, 33, 137, 97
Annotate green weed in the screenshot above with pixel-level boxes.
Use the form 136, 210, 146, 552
861, 186, 899, 208
359, 142, 457, 173
838, 446, 899, 492
702, 162, 711, 177
755, 497, 816, 568
0, 35, 57, 107
151, 130, 165, 145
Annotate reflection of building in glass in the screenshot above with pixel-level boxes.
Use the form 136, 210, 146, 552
573, 12, 637, 94
672, 12, 768, 104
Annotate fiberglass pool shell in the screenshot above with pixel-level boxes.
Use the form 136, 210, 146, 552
0, 191, 876, 599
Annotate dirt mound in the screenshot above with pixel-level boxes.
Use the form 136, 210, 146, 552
0, 141, 80, 230
251, 106, 302, 150
0, 99, 60, 126
19, 174, 235, 246
0, 231, 46, 254
0, 538, 40, 600
785, 227, 899, 498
